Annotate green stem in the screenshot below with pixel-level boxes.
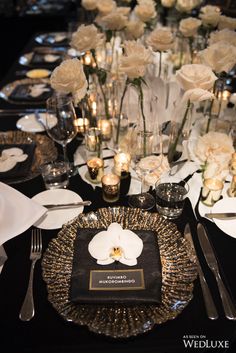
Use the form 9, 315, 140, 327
115, 80, 128, 145
91, 49, 109, 119
206, 98, 214, 133
139, 85, 147, 157
168, 100, 191, 163
158, 51, 162, 77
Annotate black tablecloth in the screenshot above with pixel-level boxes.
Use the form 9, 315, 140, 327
0, 32, 236, 353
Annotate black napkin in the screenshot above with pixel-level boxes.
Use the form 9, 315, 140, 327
9, 83, 52, 102
0, 143, 36, 180
69, 227, 162, 305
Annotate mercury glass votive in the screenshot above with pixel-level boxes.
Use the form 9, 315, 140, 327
114, 152, 131, 176
87, 157, 104, 183
201, 178, 224, 206
101, 174, 120, 203
97, 118, 112, 141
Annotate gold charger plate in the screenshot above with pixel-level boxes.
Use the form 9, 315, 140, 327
0, 130, 57, 184
42, 207, 197, 338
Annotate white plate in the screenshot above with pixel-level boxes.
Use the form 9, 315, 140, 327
210, 198, 236, 238
16, 113, 57, 133
32, 189, 84, 230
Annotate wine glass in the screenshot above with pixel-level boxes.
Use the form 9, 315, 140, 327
128, 126, 163, 210
46, 94, 78, 163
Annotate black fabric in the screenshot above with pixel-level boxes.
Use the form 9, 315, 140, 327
70, 228, 162, 304
9, 83, 52, 102
0, 143, 36, 180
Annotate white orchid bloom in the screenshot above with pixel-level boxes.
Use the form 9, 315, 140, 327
88, 223, 143, 266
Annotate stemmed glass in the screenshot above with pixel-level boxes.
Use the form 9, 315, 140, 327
46, 94, 78, 163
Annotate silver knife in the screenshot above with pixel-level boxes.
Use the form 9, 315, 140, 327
197, 223, 236, 320
205, 213, 236, 220
184, 224, 218, 320
43, 200, 91, 210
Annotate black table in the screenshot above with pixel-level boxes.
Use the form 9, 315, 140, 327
0, 32, 236, 353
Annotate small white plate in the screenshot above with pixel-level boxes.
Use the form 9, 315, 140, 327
211, 198, 236, 238
16, 113, 57, 133
32, 189, 84, 230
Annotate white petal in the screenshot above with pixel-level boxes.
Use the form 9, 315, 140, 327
88, 230, 114, 260
97, 258, 115, 265
119, 229, 143, 260
119, 257, 137, 266
2, 147, 23, 157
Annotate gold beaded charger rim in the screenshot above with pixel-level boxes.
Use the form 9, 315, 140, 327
0, 130, 57, 184
42, 207, 197, 338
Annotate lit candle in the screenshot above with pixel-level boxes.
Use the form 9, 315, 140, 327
101, 173, 120, 203
83, 51, 92, 66
87, 157, 104, 183
74, 118, 90, 134
201, 178, 224, 206
114, 152, 131, 176
97, 118, 112, 141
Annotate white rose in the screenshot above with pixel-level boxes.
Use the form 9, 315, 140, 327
182, 88, 214, 102
199, 5, 221, 27
134, 1, 157, 23
116, 6, 131, 16
70, 24, 104, 53
179, 17, 202, 37
146, 27, 174, 51
194, 131, 234, 164
50, 58, 88, 104
81, 0, 97, 11
101, 10, 128, 30
209, 29, 236, 47
198, 42, 236, 74
176, 0, 202, 13
125, 20, 145, 40
97, 0, 116, 15
119, 40, 152, 79
176, 64, 217, 91
161, 0, 175, 8
218, 15, 236, 30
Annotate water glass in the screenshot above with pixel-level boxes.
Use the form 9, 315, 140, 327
155, 179, 189, 219
40, 161, 69, 190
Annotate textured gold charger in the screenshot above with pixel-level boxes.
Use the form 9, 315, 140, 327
42, 207, 197, 338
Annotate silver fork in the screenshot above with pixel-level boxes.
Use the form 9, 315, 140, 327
19, 229, 42, 321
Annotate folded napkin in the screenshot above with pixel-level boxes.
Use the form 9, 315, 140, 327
0, 143, 36, 181
69, 227, 162, 305
9, 83, 52, 102
0, 182, 47, 246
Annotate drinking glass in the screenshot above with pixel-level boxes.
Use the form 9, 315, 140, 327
128, 127, 163, 210
46, 94, 78, 163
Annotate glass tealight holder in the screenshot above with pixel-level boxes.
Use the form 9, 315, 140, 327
97, 118, 112, 141
85, 127, 102, 158
87, 157, 104, 183
114, 152, 131, 176
201, 178, 224, 207
101, 174, 120, 203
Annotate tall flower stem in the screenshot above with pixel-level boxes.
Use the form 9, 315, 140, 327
158, 51, 162, 77
115, 79, 129, 145
91, 49, 109, 119
168, 100, 191, 163
138, 84, 147, 157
